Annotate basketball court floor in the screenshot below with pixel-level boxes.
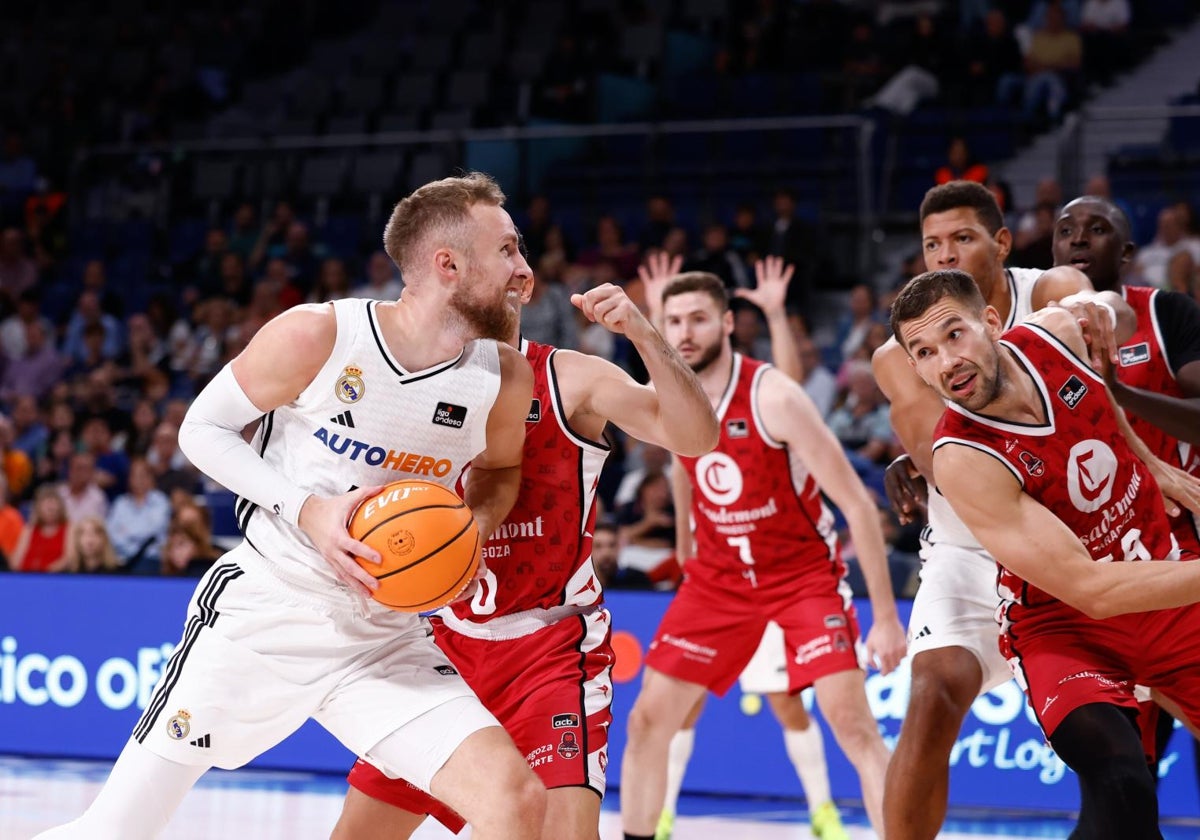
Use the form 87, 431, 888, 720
6, 755, 1200, 839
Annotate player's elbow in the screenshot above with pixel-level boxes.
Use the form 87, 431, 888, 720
1062, 580, 1118, 620
668, 413, 719, 457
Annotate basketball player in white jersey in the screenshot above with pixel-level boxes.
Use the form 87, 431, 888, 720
872, 181, 1120, 839
34, 173, 546, 840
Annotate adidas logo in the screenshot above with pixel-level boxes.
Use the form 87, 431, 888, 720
189, 734, 211, 748
330, 410, 355, 428
912, 625, 932, 641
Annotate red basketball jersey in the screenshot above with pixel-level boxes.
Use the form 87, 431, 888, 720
677, 354, 844, 595
1117, 285, 1200, 554
934, 324, 1181, 634
448, 339, 610, 623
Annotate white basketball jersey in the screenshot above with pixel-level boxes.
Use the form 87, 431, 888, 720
238, 298, 501, 591
927, 267, 1042, 549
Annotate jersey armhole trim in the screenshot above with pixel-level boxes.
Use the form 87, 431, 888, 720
547, 350, 611, 453
750, 363, 784, 449
932, 436, 1024, 487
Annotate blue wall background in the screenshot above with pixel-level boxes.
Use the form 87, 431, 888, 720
0, 575, 1196, 816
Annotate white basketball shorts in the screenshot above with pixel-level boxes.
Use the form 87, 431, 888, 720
907, 542, 1011, 694
133, 547, 499, 792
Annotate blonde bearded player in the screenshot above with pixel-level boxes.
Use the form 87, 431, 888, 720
36, 173, 545, 840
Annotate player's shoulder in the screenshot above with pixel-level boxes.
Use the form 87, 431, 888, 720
1023, 304, 1077, 335
254, 302, 337, 352
1029, 264, 1092, 302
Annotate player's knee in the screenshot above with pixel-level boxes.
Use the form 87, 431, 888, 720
626, 698, 671, 744
1087, 753, 1157, 810
907, 662, 977, 724
471, 767, 545, 835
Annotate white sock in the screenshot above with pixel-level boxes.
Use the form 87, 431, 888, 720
662, 728, 695, 816
34, 737, 208, 840
784, 724, 832, 809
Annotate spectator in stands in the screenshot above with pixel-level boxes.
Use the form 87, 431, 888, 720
123, 398, 160, 458
520, 272, 579, 350
0, 227, 37, 305
80, 258, 124, 319
184, 297, 239, 387
0, 287, 52, 360
616, 469, 678, 589
1166, 201, 1200, 298
227, 202, 259, 259
262, 256, 305, 310
520, 194, 574, 264
798, 334, 838, 419
62, 289, 123, 364
1015, 176, 1063, 242
58, 450, 109, 522
1024, 0, 1083, 30
533, 31, 593, 122
867, 13, 944, 115
1012, 202, 1057, 269
576, 215, 640, 282
272, 221, 326, 293
685, 222, 751, 291
24, 178, 68, 273
107, 456, 171, 570
614, 441, 671, 510
35, 427, 74, 488
639, 194, 677, 251
1021, 2, 1083, 123
1131, 205, 1187, 288
115, 312, 169, 399
11, 485, 67, 572
0, 132, 38, 224
1080, 0, 1131, 83
161, 501, 220, 577
60, 516, 122, 574
963, 9, 1026, 108
766, 188, 821, 312
10, 395, 47, 462
187, 227, 229, 298
589, 520, 629, 590
833, 283, 881, 365
0, 474, 23, 566
825, 361, 894, 502
215, 252, 252, 306
0, 414, 32, 501
841, 17, 887, 108
729, 203, 767, 265
934, 136, 989, 186
248, 200, 296, 273
308, 257, 352, 303
80, 415, 129, 499
731, 303, 772, 362
146, 420, 198, 495
351, 250, 403, 300
13, 484, 70, 572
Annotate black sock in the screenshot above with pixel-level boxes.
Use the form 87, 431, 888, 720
624, 834, 655, 840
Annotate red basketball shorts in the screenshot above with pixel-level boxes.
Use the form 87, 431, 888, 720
347, 607, 614, 827
1007, 603, 1200, 738
645, 570, 861, 696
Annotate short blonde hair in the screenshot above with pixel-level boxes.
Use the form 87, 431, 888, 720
382, 172, 506, 280
63, 517, 121, 573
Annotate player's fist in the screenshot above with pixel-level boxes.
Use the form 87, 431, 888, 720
571, 283, 650, 338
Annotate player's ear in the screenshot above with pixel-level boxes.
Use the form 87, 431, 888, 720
722, 308, 734, 335
994, 226, 1013, 263
983, 305, 1003, 337
434, 247, 458, 279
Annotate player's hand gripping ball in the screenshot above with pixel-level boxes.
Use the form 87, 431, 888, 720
348, 480, 480, 612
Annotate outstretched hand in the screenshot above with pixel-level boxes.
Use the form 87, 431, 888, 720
297, 485, 385, 597
1146, 458, 1200, 519
637, 251, 683, 318
733, 256, 794, 316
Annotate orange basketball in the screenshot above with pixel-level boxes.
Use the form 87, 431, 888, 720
348, 480, 479, 613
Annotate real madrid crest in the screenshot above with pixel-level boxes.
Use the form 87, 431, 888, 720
167, 709, 192, 740
336, 365, 365, 404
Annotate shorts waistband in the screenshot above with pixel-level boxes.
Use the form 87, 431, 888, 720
436, 603, 600, 641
